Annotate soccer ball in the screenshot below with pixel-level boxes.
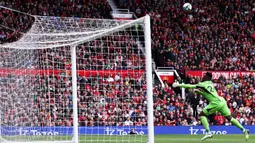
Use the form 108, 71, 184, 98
183, 3, 192, 11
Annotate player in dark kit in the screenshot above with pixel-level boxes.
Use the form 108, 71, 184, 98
172, 72, 249, 141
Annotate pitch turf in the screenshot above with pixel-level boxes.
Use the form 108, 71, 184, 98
79, 134, 255, 143
154, 135, 255, 143
3, 135, 255, 143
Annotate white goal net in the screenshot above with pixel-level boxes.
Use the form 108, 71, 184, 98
0, 13, 154, 143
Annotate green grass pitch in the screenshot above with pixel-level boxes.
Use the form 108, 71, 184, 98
78, 134, 255, 143
4, 135, 255, 143
154, 135, 255, 143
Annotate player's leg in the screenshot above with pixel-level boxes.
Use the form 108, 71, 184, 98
225, 115, 245, 131
200, 111, 213, 141
225, 115, 250, 140
200, 111, 211, 134
220, 103, 249, 141
201, 101, 225, 141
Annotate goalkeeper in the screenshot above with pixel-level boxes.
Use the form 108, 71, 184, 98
172, 72, 249, 141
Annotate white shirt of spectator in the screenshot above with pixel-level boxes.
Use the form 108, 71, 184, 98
98, 113, 102, 119
129, 109, 134, 116
188, 106, 194, 115
116, 55, 123, 62
124, 120, 133, 126
113, 62, 117, 69
225, 121, 231, 126
107, 76, 114, 82
232, 101, 237, 108
127, 60, 132, 68
140, 112, 145, 117
115, 74, 120, 81
197, 105, 203, 115
192, 120, 198, 126
245, 107, 251, 114
240, 117, 245, 124
239, 107, 245, 113
125, 113, 130, 118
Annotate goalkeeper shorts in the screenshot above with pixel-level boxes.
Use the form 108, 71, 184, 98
202, 100, 231, 116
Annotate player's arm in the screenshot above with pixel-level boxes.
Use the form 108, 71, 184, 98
193, 89, 204, 95
172, 82, 197, 88
178, 84, 196, 88
173, 82, 205, 89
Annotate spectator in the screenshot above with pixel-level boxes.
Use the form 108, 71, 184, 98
214, 113, 225, 125
129, 128, 137, 134
190, 93, 200, 118
168, 102, 175, 111
114, 0, 255, 71
124, 117, 133, 126
106, 75, 114, 82
197, 101, 204, 115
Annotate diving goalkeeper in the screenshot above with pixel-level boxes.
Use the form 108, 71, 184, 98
172, 72, 249, 141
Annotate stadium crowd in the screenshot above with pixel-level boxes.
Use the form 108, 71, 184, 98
1, 71, 255, 126
0, 0, 112, 43
36, 33, 145, 71
0, 0, 255, 127
115, 0, 255, 73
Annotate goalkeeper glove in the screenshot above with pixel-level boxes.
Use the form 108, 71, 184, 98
172, 82, 180, 88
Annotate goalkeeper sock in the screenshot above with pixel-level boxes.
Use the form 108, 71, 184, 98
231, 118, 245, 131
201, 116, 210, 133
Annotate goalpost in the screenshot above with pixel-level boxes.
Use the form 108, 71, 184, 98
0, 7, 154, 143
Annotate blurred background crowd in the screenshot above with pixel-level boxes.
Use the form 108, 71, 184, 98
116, 0, 255, 72
1, 0, 255, 127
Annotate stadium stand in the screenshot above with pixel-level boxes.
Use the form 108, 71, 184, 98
0, 0, 255, 126
0, 0, 112, 43
115, 0, 255, 72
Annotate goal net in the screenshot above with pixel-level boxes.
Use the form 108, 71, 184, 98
0, 13, 154, 143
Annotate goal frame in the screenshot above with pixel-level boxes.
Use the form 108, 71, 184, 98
71, 15, 154, 143
0, 15, 154, 143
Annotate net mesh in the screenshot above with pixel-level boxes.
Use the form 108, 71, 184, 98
1, 16, 132, 49
0, 15, 149, 143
